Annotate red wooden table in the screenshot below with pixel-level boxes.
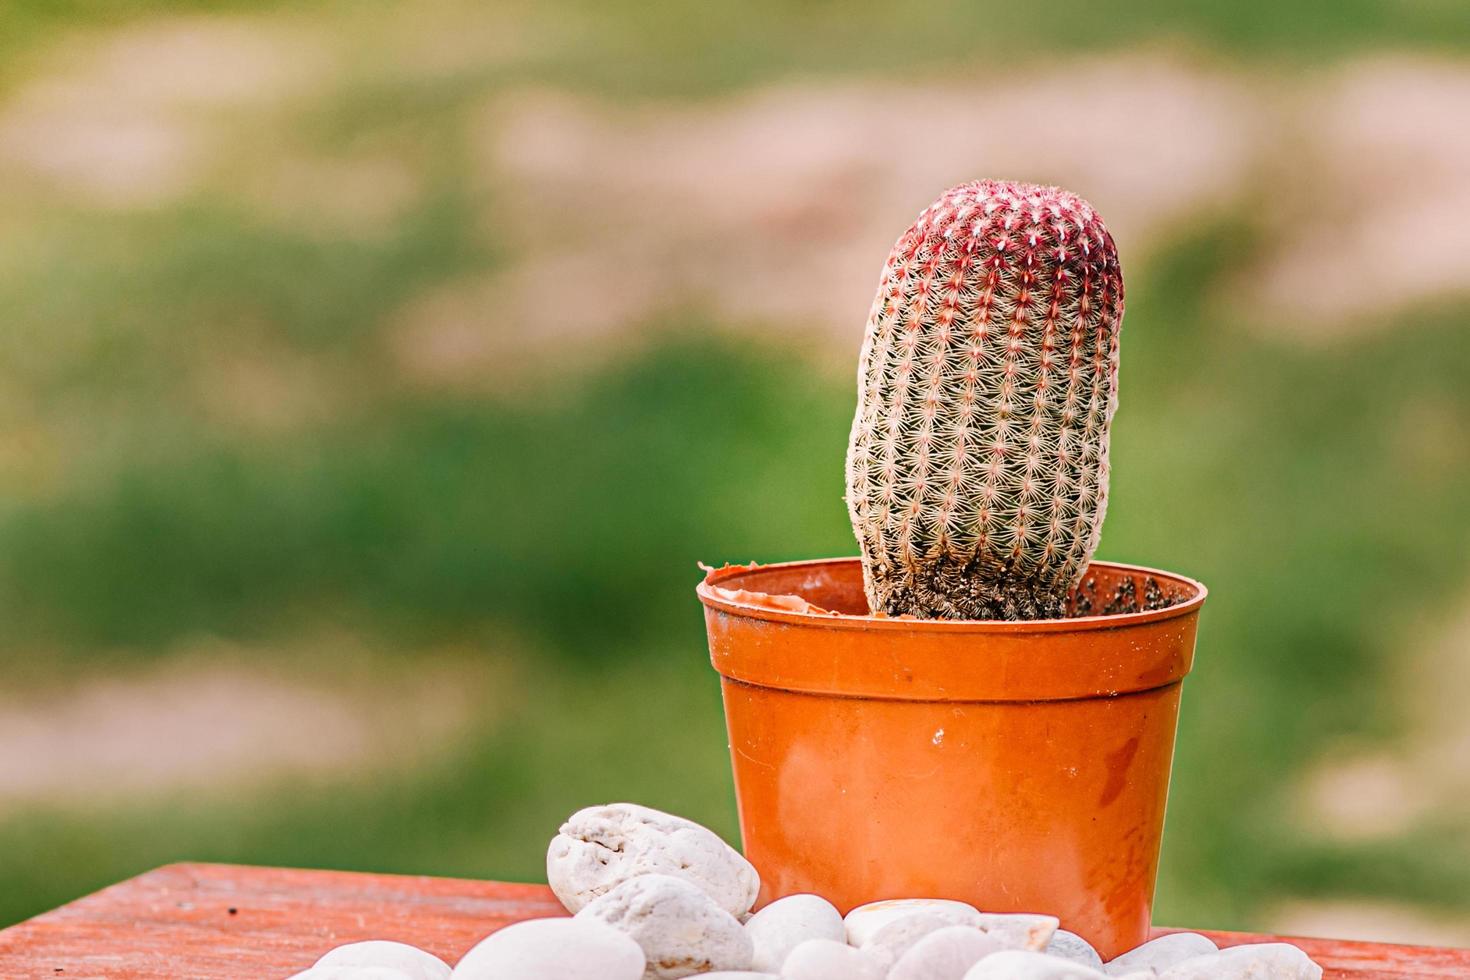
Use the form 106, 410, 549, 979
0, 863, 1464, 979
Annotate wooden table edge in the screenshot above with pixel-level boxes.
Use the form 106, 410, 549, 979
0, 863, 1464, 979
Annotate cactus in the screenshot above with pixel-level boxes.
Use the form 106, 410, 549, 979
845, 179, 1124, 620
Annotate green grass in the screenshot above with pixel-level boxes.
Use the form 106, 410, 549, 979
0, 326, 854, 655
1, 0, 1469, 937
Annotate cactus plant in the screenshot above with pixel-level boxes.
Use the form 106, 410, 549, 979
845, 179, 1124, 620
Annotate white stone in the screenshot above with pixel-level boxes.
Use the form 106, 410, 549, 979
312, 941, 452, 980
1105, 933, 1218, 976
450, 916, 645, 980
744, 894, 845, 972
696, 974, 780, 979
301, 970, 416, 980
888, 925, 1004, 980
548, 802, 760, 916
861, 913, 955, 968
974, 914, 1060, 952
1157, 943, 1323, 980
962, 949, 1109, 979
1045, 931, 1103, 970
843, 899, 981, 946
780, 939, 888, 980
576, 873, 753, 979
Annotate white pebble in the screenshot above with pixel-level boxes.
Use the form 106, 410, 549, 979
312, 941, 451, 980
1157, 943, 1323, 980
301, 970, 416, 980
744, 894, 844, 972
548, 803, 759, 916
844, 899, 981, 946
861, 913, 955, 967
974, 914, 1059, 952
888, 925, 1003, 980
450, 916, 644, 980
962, 949, 1108, 979
1105, 934, 1217, 976
577, 874, 753, 979
780, 939, 888, 980
1044, 931, 1103, 970
696, 974, 780, 979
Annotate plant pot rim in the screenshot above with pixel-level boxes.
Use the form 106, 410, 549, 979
698, 556, 1206, 634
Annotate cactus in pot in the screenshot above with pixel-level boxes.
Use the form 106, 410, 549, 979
701, 180, 1204, 951
845, 179, 1124, 620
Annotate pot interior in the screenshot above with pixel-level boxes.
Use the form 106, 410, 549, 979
714, 559, 1200, 620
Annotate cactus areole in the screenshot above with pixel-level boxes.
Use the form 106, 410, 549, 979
845, 180, 1124, 620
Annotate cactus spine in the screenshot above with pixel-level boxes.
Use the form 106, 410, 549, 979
845, 179, 1124, 620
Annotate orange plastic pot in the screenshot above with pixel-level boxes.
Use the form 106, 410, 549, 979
697, 557, 1206, 959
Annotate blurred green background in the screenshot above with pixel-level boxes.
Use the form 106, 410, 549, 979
2, 0, 1469, 946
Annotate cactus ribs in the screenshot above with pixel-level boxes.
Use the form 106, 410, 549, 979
846, 180, 1124, 620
